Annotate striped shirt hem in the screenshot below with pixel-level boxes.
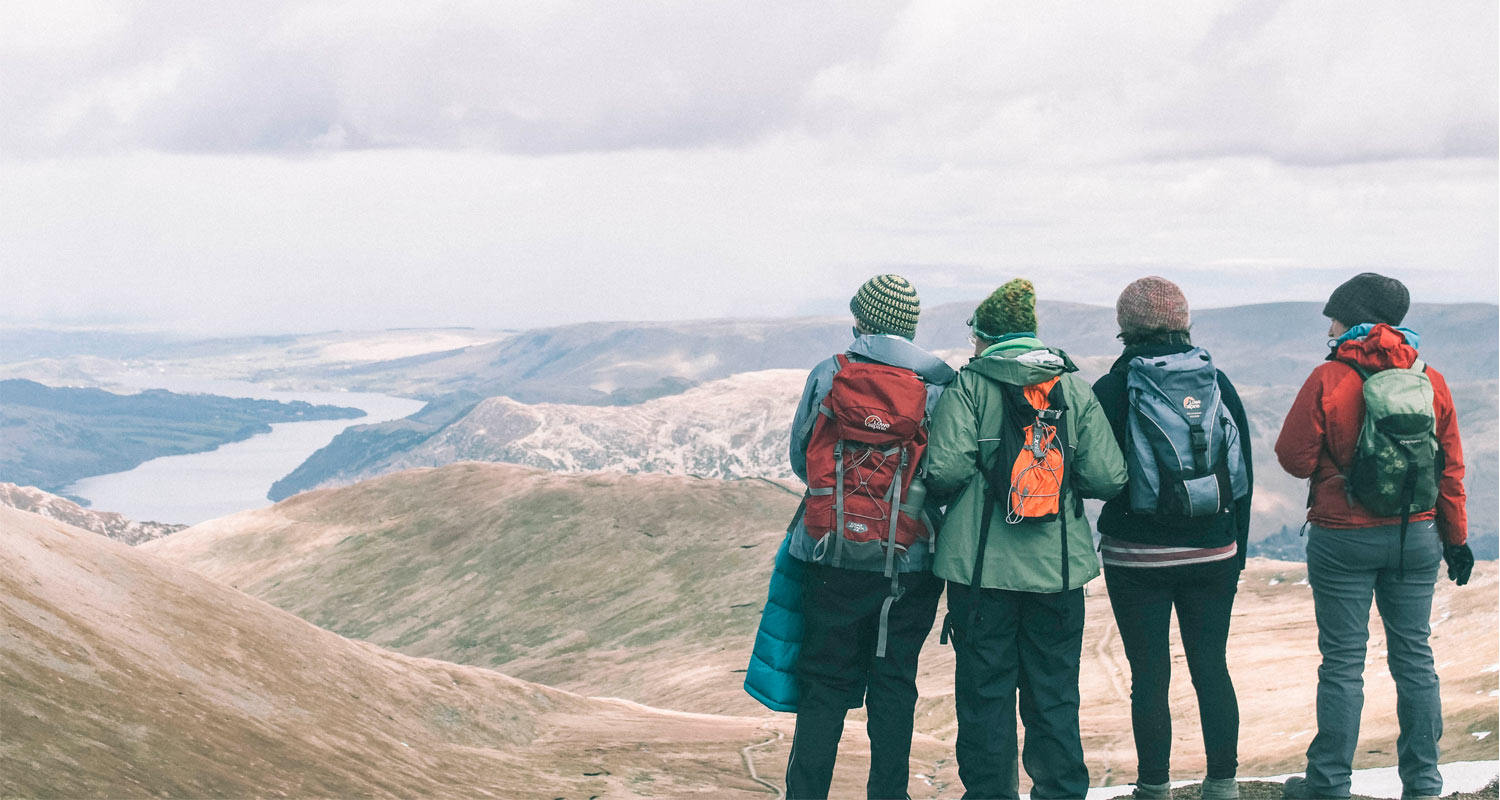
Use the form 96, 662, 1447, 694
1100, 535, 1238, 568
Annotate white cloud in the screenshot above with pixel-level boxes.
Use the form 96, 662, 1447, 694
0, 1, 1493, 334
1, 1, 902, 156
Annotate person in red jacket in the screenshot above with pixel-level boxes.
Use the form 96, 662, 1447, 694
1274, 273, 1472, 800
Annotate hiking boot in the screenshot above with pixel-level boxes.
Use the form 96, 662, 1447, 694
1201, 777, 1239, 800
1131, 781, 1170, 799
1282, 775, 1343, 799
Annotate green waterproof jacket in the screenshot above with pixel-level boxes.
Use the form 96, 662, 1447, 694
927, 336, 1127, 593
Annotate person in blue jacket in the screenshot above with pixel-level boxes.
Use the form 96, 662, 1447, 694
746, 274, 955, 800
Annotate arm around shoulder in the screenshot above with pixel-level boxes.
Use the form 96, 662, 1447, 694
1275, 368, 1328, 480
1070, 382, 1127, 501
788, 362, 832, 484
923, 375, 980, 498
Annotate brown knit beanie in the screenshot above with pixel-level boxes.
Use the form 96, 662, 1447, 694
1322, 272, 1410, 326
973, 278, 1037, 339
850, 274, 921, 339
1117, 276, 1191, 336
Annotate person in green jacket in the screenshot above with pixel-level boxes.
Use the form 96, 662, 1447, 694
926, 278, 1128, 800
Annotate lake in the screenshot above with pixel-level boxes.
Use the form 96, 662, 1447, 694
63, 377, 425, 525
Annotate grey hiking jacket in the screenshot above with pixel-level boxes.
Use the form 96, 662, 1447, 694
786, 334, 958, 573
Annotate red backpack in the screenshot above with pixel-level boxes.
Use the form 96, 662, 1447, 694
803, 354, 931, 571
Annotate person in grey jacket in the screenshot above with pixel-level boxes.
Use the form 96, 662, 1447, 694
782, 274, 956, 800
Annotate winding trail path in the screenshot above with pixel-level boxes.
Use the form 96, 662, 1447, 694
742, 728, 786, 798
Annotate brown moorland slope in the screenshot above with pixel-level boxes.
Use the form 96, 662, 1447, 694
145, 462, 805, 714
145, 463, 1500, 790
0, 505, 786, 799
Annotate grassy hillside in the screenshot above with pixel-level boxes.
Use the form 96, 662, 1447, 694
0, 504, 781, 799
146, 463, 1499, 788
148, 462, 806, 714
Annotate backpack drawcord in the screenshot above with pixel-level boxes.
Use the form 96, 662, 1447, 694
1006, 408, 1063, 524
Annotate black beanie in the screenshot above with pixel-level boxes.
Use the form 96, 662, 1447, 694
1322, 272, 1410, 327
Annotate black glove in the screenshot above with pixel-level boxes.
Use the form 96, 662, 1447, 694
1443, 544, 1474, 586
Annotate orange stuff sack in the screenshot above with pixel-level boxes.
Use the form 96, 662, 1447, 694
1006, 377, 1064, 523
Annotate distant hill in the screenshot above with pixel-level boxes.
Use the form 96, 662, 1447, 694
0, 504, 780, 799
2, 302, 1492, 399
267, 368, 1498, 555
269, 369, 806, 500
308, 300, 1499, 398
0, 379, 364, 492
143, 463, 1500, 787
0, 482, 183, 544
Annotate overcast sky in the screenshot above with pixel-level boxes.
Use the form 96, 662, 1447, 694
2, 1, 1495, 335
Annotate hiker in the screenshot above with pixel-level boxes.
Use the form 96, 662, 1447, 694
745, 274, 956, 800
1091, 277, 1253, 800
1275, 273, 1473, 800
925, 278, 1127, 800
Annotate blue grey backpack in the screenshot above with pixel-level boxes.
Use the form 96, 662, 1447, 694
1125, 348, 1249, 518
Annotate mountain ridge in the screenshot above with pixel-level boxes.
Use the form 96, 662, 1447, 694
0, 482, 183, 544
0, 503, 784, 798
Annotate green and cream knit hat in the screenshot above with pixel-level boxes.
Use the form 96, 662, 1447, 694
973, 278, 1037, 339
850, 274, 921, 339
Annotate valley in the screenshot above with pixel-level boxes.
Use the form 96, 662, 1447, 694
142, 463, 1500, 791
2, 302, 1495, 797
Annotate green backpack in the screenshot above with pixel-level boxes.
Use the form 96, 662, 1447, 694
1342, 359, 1440, 555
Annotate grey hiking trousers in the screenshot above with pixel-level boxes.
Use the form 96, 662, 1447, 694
1303, 522, 1443, 799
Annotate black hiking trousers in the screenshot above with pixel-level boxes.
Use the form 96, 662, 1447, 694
1103, 558, 1240, 786
946, 581, 1087, 800
786, 563, 943, 800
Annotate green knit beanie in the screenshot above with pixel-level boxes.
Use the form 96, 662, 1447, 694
850, 274, 920, 339
973, 278, 1037, 339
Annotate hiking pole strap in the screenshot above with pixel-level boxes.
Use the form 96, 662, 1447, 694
786, 496, 808, 535
967, 484, 997, 641
832, 440, 846, 567
875, 571, 903, 659
1059, 495, 1069, 592
883, 449, 908, 579
1055, 386, 1073, 592
1398, 467, 1416, 578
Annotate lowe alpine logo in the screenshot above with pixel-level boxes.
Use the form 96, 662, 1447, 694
863, 414, 891, 431
846, 521, 869, 534
1183, 396, 1202, 411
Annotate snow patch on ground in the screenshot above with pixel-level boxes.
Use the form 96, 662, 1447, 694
1081, 760, 1498, 799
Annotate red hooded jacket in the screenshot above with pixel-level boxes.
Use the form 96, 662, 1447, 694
1275, 324, 1467, 545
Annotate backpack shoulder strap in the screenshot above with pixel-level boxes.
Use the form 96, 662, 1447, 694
1335, 358, 1371, 380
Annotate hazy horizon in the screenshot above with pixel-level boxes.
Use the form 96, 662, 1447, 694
2, 293, 1499, 340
